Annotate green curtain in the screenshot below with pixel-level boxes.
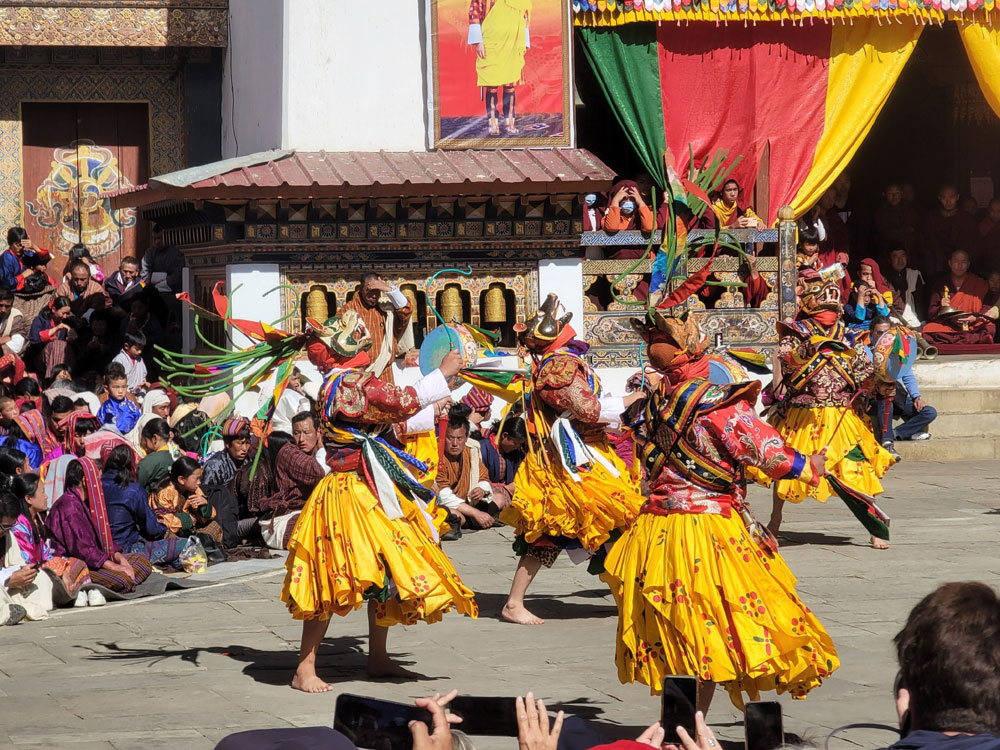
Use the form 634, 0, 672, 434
579, 25, 667, 189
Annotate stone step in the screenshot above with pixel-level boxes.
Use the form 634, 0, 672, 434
894, 436, 1000, 461
921, 411, 1000, 438
916, 387, 1000, 415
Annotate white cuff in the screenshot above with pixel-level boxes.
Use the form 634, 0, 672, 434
477, 480, 493, 499
524, 24, 530, 48
437, 487, 462, 509
413, 369, 450, 408
467, 23, 483, 45
387, 287, 408, 309
0, 564, 15, 588
8, 333, 24, 354
404, 405, 437, 434
599, 396, 626, 428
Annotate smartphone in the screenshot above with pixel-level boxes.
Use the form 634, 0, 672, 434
744, 701, 784, 750
334, 693, 432, 750
448, 696, 519, 737
661, 675, 698, 744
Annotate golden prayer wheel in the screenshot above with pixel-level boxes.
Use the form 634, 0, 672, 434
401, 284, 419, 313
440, 284, 464, 323
484, 284, 507, 323
305, 286, 329, 323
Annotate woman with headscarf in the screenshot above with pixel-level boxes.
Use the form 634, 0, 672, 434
44, 457, 152, 593
10, 409, 59, 466
845, 257, 891, 334
57, 412, 100, 459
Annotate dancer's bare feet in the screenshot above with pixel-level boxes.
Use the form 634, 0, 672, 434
291, 669, 333, 693
366, 655, 420, 679
502, 602, 545, 625
871, 535, 890, 550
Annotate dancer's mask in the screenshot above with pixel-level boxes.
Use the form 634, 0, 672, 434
519, 293, 574, 352
307, 309, 372, 358
631, 309, 709, 384
798, 269, 842, 317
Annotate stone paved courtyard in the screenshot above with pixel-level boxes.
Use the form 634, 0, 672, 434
2, 459, 999, 750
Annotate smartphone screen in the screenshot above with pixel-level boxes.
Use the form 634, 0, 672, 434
334, 693, 432, 750
448, 696, 519, 736
661, 676, 698, 744
744, 701, 784, 750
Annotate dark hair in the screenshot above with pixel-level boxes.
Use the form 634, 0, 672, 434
0, 490, 22, 522
0, 445, 27, 485
106, 361, 127, 384
120, 256, 139, 268
64, 459, 85, 490
73, 398, 88, 409
11, 473, 39, 509
223, 424, 253, 445
170, 455, 201, 483
447, 403, 471, 434
172, 410, 209, 454
291, 411, 319, 429
49, 395, 76, 415
6, 227, 28, 246
499, 416, 527, 442
45, 296, 72, 318
49, 363, 71, 382
103, 444, 136, 487
799, 226, 820, 247
66, 259, 91, 277
361, 272, 382, 285
74, 417, 98, 437
894, 582, 1000, 734
721, 178, 739, 190
67, 243, 94, 263
141, 417, 171, 443
0, 288, 14, 304
869, 315, 892, 334
14, 377, 41, 398
123, 330, 146, 349
266, 430, 294, 462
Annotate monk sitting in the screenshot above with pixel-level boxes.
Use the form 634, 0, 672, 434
923, 249, 999, 347
435, 404, 496, 531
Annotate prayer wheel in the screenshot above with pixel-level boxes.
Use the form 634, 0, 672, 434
484, 284, 506, 323
306, 286, 329, 322
440, 284, 463, 323
401, 285, 419, 313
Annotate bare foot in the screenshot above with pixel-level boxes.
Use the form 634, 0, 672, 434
366, 656, 421, 680
501, 602, 545, 625
291, 670, 333, 693
871, 535, 890, 550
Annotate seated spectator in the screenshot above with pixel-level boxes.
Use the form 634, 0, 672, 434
582, 191, 605, 232
885, 247, 927, 328
59, 412, 100, 459
255, 413, 325, 550
874, 182, 920, 254
0, 396, 16, 435
170, 407, 211, 456
44, 396, 75, 451
460, 387, 494, 438
56, 259, 110, 325
105, 255, 144, 312
0, 227, 52, 295
75, 309, 118, 375
110, 330, 149, 398
923, 249, 998, 347
147, 456, 222, 543
235, 430, 291, 543
1, 420, 43, 470
602, 180, 654, 233
60, 243, 104, 284
845, 259, 891, 333
45, 457, 152, 593
0, 288, 27, 385
48, 364, 73, 387
7, 473, 94, 608
136, 418, 176, 488
202, 417, 252, 489
477, 415, 526, 509
0, 445, 30, 487
13, 376, 42, 412
985, 270, 1000, 310
28, 295, 73, 378
96, 363, 141, 434
866, 317, 937, 456
100, 444, 183, 568
436, 405, 495, 530
1, 490, 47, 621
978, 199, 1000, 270
886, 582, 1000, 750
919, 184, 981, 282
713, 179, 765, 230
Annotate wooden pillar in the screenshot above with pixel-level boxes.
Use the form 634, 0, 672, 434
777, 205, 798, 324
755, 140, 771, 224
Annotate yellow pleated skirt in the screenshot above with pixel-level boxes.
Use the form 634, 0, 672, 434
602, 512, 839, 709
499, 438, 644, 552
281, 472, 478, 627
748, 405, 894, 503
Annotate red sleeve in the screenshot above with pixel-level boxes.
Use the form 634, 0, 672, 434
745, 273, 770, 307
703, 400, 818, 485
39, 325, 58, 343
537, 370, 602, 424
360, 376, 423, 423
306, 339, 335, 374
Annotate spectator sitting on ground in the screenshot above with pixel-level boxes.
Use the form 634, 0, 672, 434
136, 418, 176, 490
27, 295, 73, 379
435, 404, 496, 531
45, 395, 76, 450
865, 316, 937, 457
0, 287, 28, 375
56, 259, 110, 325
152, 456, 222, 543
13, 377, 42, 412
602, 180, 654, 233
0, 396, 16, 435
110, 330, 149, 398
96, 363, 141, 435
923, 249, 998, 347
202, 417, 253, 490
886, 581, 1000, 750
460, 387, 494, 439
477, 415, 526, 510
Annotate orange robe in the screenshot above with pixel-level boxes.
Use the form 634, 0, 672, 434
924, 273, 996, 345
337, 295, 412, 384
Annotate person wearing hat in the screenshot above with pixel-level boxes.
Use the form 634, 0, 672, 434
603, 307, 837, 714
498, 293, 646, 626
202, 416, 253, 489
280, 308, 475, 693
460, 386, 493, 438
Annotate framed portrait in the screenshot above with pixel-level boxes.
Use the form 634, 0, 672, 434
429, 0, 573, 149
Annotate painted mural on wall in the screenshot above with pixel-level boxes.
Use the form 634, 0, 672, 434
430, 0, 573, 148
26, 140, 137, 260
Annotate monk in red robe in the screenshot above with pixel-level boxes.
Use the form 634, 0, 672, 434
923, 249, 999, 346
918, 185, 981, 282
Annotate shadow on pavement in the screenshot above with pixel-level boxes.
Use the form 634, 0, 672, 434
472, 592, 617, 620
778, 531, 855, 547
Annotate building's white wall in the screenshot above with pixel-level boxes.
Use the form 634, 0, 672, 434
281, 0, 427, 151
225, 263, 283, 347
223, 0, 286, 157
537, 258, 584, 335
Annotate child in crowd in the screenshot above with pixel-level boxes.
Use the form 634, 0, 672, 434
111, 330, 149, 398
96, 363, 141, 434
0, 396, 17, 435
148, 456, 222, 543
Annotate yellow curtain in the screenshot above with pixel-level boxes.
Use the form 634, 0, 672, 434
958, 22, 1000, 120
790, 21, 922, 217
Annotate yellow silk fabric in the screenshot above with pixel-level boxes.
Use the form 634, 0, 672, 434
958, 22, 1000, 120
790, 21, 922, 218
